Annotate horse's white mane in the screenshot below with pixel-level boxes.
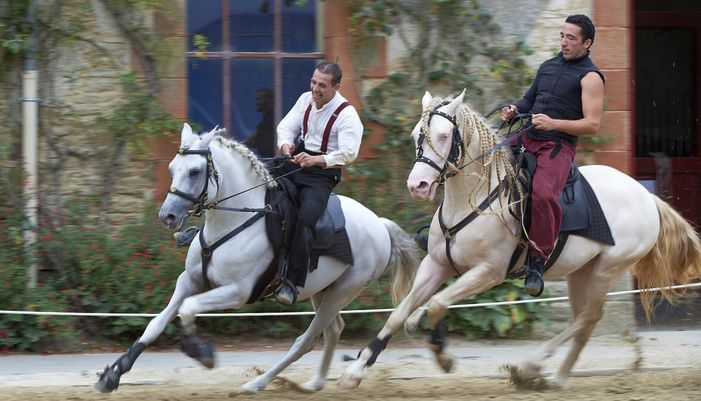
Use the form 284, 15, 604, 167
423, 95, 521, 215
211, 133, 278, 188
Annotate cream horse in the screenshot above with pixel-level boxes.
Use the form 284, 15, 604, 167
95, 124, 419, 394
339, 90, 701, 389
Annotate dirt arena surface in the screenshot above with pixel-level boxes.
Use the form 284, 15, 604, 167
1, 330, 699, 401
3, 368, 700, 401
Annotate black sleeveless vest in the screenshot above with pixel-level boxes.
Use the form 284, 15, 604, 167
515, 52, 604, 145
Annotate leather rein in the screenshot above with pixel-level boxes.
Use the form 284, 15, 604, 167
167, 147, 294, 289
414, 102, 532, 276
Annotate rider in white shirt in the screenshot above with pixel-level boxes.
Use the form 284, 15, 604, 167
273, 61, 363, 304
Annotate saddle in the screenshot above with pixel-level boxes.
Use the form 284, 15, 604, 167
506, 153, 615, 278
246, 176, 353, 303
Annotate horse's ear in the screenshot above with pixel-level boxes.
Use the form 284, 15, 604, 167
421, 91, 432, 111
199, 126, 216, 147
180, 123, 194, 145
444, 89, 466, 116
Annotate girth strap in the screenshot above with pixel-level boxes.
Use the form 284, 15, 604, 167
197, 190, 288, 290
198, 212, 266, 290
438, 183, 503, 276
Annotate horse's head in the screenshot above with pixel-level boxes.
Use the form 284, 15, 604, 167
407, 89, 466, 201
158, 123, 220, 231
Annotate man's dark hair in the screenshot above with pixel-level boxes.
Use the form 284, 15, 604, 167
315, 61, 342, 86
566, 14, 596, 46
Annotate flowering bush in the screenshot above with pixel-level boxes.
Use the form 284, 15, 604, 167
0, 199, 546, 352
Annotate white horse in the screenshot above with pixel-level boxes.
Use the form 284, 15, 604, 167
339, 90, 701, 389
95, 123, 419, 394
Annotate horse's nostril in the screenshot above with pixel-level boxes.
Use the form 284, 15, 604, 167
417, 181, 430, 191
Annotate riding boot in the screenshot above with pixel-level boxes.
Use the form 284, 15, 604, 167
274, 225, 311, 304
524, 257, 545, 297
174, 225, 201, 247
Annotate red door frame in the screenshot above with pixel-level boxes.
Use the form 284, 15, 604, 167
633, 11, 701, 228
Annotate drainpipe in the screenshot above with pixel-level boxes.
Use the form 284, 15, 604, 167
22, 0, 39, 288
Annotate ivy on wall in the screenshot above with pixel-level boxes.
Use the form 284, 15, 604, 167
339, 0, 534, 229
0, 0, 179, 224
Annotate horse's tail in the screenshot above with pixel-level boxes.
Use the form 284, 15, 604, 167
631, 195, 701, 322
381, 218, 420, 306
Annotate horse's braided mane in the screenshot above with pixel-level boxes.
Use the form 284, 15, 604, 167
423, 95, 522, 216
212, 133, 278, 188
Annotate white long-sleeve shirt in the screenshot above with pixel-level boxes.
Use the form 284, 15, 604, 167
277, 91, 363, 168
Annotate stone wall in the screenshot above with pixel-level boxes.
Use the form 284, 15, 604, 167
0, 0, 186, 221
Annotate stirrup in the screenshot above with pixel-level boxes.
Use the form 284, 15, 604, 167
174, 226, 200, 247
274, 282, 297, 305
523, 265, 544, 297
412, 225, 430, 251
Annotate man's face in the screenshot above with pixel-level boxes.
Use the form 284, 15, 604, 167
310, 69, 339, 108
560, 22, 591, 60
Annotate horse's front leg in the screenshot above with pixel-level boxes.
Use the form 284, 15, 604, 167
177, 282, 249, 369
424, 263, 505, 373
338, 256, 451, 389
95, 272, 197, 393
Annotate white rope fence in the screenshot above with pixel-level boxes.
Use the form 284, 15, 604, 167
0, 283, 699, 318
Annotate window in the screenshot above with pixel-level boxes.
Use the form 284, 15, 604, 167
187, 0, 323, 157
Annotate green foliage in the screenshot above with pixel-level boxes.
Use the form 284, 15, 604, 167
338, 0, 548, 338
0, 0, 30, 78
443, 279, 549, 339
0, 197, 547, 352
340, 0, 535, 232
95, 72, 181, 150
0, 213, 77, 352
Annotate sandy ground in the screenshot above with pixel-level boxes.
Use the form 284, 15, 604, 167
3, 367, 700, 401
1, 330, 700, 401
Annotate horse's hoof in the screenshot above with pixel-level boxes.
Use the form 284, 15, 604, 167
300, 375, 325, 392
337, 373, 361, 389
239, 380, 263, 394
436, 353, 454, 373
94, 366, 119, 393
517, 361, 542, 379
545, 374, 567, 389
180, 337, 216, 369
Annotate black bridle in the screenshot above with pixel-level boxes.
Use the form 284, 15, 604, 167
168, 148, 219, 217
414, 101, 534, 185
166, 146, 297, 290
414, 100, 464, 185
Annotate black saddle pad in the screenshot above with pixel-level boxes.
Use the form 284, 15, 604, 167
505, 161, 615, 279
264, 178, 354, 267
558, 165, 615, 245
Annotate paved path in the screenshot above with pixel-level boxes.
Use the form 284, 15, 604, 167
0, 329, 698, 388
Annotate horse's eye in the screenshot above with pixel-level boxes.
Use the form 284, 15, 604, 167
189, 169, 200, 177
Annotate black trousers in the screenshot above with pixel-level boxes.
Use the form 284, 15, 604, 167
276, 150, 341, 287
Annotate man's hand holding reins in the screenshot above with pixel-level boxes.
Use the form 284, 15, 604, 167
293, 152, 326, 168
532, 113, 559, 131
500, 104, 518, 121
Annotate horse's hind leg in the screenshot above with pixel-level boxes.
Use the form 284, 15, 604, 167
517, 261, 616, 387
240, 283, 357, 394
95, 272, 197, 393
547, 265, 616, 388
301, 293, 345, 392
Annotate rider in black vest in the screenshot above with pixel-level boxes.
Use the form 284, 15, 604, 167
502, 14, 605, 297
273, 61, 364, 304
